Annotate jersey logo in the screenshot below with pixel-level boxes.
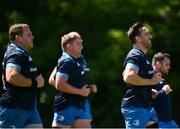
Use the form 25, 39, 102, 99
146, 60, 150, 64
30, 67, 37, 72
160, 81, 163, 84
29, 56, 33, 61
0, 121, 3, 125
77, 62, 80, 66
59, 116, 65, 121
81, 71, 85, 75
84, 68, 90, 71
132, 119, 140, 126
148, 70, 154, 74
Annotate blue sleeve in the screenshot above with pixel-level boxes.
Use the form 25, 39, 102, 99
126, 55, 141, 70
125, 63, 139, 71
6, 63, 21, 71
6, 54, 22, 71
56, 72, 69, 79
56, 60, 73, 79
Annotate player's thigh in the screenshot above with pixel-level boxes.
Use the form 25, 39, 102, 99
52, 123, 70, 128
121, 107, 151, 128
0, 107, 29, 128
72, 119, 91, 128
72, 101, 92, 128
52, 107, 77, 128
24, 108, 43, 128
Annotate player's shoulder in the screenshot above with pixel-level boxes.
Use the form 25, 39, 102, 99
126, 48, 143, 60
58, 54, 74, 64
5, 44, 25, 58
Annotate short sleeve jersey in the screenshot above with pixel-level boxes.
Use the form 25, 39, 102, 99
121, 46, 154, 108
0, 43, 39, 109
54, 52, 90, 111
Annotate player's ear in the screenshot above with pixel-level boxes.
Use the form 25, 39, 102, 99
15, 35, 22, 41
135, 36, 141, 42
68, 43, 72, 47
156, 61, 162, 68
66, 43, 71, 49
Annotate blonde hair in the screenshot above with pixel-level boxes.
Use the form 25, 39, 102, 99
61, 32, 81, 51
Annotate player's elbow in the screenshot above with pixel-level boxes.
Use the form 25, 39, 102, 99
48, 77, 55, 86
123, 73, 134, 84
123, 75, 131, 83
6, 72, 17, 84
55, 81, 64, 91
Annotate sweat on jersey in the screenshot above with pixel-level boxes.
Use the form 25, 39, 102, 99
54, 52, 90, 112
0, 43, 39, 110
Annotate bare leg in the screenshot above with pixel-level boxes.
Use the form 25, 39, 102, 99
72, 119, 91, 128
52, 122, 70, 128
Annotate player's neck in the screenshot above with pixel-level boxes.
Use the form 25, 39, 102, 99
134, 43, 147, 54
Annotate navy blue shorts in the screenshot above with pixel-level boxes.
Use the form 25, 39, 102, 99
0, 106, 42, 128
121, 107, 158, 128
52, 100, 92, 126
158, 120, 179, 128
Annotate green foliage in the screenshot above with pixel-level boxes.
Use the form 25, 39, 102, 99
1, 0, 180, 127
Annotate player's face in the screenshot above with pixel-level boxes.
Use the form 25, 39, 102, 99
139, 27, 152, 49
20, 27, 34, 50
160, 57, 171, 75
71, 37, 83, 56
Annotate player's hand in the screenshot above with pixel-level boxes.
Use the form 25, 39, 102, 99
152, 89, 158, 99
162, 84, 172, 94
151, 72, 162, 85
80, 85, 90, 97
89, 84, 98, 93
36, 74, 44, 88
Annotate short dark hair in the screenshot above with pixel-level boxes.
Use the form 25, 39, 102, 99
152, 52, 170, 66
9, 24, 29, 41
127, 21, 144, 43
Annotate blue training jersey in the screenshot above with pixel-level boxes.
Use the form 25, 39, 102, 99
0, 43, 39, 109
54, 52, 90, 111
121, 46, 154, 108
152, 80, 172, 121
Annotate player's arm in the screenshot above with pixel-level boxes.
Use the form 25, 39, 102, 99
88, 84, 97, 93
157, 84, 172, 97
151, 89, 158, 99
48, 67, 57, 86
6, 65, 32, 87
161, 84, 172, 94
152, 82, 173, 99
123, 65, 152, 85
55, 73, 90, 97
123, 63, 162, 86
